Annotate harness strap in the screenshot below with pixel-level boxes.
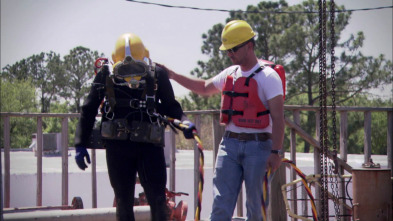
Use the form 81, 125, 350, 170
221, 109, 243, 116
106, 62, 157, 114
245, 66, 263, 86
115, 99, 147, 109
144, 63, 157, 114
223, 91, 248, 97
257, 110, 270, 117
105, 68, 116, 113
222, 109, 270, 118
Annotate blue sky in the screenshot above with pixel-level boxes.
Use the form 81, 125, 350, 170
1, 0, 392, 98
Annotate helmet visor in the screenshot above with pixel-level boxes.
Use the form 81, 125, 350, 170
114, 56, 151, 79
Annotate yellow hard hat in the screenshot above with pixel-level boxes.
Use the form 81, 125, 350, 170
112, 33, 149, 63
219, 20, 256, 51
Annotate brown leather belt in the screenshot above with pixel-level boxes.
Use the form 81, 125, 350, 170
224, 131, 271, 141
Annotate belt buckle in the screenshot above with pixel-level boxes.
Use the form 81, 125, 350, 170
237, 133, 249, 141
259, 133, 270, 141
258, 133, 264, 141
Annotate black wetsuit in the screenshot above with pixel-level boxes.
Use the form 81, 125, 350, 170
74, 65, 184, 221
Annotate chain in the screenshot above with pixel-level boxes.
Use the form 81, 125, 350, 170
318, 0, 329, 220
322, 0, 329, 217
318, 0, 324, 218
328, 0, 342, 219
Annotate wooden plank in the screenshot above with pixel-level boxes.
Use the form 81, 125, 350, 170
387, 111, 392, 176
285, 117, 352, 173
212, 113, 224, 167
339, 111, 348, 220
1, 106, 392, 117
36, 117, 43, 207
314, 111, 322, 218
340, 111, 348, 161
3, 116, 10, 208
363, 111, 371, 163
92, 149, 97, 208
61, 117, 69, 206
2, 106, 391, 219
268, 164, 287, 221
290, 110, 300, 220
283, 105, 392, 112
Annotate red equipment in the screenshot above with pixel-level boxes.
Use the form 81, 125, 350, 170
259, 59, 286, 100
165, 189, 189, 221
114, 188, 188, 221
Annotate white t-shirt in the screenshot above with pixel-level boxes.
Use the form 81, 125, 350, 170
212, 61, 283, 133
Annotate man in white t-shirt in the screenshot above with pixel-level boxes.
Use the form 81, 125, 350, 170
160, 20, 284, 221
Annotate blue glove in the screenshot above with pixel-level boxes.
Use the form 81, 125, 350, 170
75, 146, 91, 170
182, 120, 196, 139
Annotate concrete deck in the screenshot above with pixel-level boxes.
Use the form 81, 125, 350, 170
2, 149, 389, 220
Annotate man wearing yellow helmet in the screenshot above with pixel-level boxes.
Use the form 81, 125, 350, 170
161, 20, 285, 220
74, 33, 195, 221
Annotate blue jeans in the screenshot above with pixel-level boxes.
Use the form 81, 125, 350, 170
210, 136, 272, 221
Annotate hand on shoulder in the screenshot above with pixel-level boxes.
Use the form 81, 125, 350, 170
156, 63, 175, 79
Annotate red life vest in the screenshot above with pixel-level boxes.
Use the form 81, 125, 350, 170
259, 59, 286, 100
220, 67, 270, 129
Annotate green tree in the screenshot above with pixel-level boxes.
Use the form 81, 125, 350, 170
0, 77, 38, 148
2, 51, 66, 113
1, 59, 29, 80
339, 96, 392, 154
43, 101, 79, 147
0, 77, 37, 113
63, 46, 103, 113
186, 0, 392, 153
29, 51, 67, 113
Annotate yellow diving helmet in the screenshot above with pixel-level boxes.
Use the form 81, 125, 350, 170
112, 33, 152, 88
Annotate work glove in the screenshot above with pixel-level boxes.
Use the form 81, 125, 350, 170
75, 146, 91, 170
181, 120, 196, 139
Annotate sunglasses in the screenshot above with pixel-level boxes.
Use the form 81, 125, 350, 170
226, 41, 249, 54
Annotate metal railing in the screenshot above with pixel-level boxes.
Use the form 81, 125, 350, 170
281, 105, 392, 221
1, 105, 392, 220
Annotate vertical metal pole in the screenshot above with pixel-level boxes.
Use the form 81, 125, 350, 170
339, 111, 348, 161
363, 111, 372, 163
0, 148, 2, 220
339, 111, 348, 220
387, 111, 392, 177
212, 113, 224, 169
61, 117, 69, 206
92, 149, 97, 208
0, 138, 2, 219
314, 110, 322, 217
3, 116, 11, 208
268, 163, 287, 221
290, 110, 300, 220
36, 117, 43, 206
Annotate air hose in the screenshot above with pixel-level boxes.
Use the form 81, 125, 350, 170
165, 117, 205, 221
262, 158, 318, 221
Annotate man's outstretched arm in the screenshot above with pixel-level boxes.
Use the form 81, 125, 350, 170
157, 64, 220, 96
